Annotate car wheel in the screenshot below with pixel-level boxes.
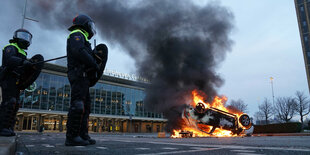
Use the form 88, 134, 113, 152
195, 102, 205, 113
239, 114, 251, 129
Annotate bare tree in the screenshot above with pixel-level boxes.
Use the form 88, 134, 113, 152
274, 97, 297, 123
258, 98, 274, 124
228, 99, 248, 113
295, 91, 310, 127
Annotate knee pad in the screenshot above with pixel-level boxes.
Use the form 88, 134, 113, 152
8, 98, 16, 105
70, 100, 84, 113
8, 98, 17, 108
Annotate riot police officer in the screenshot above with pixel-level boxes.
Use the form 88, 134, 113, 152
66, 14, 107, 146
0, 29, 34, 136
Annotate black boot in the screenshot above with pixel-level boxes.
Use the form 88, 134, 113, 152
9, 125, 16, 136
65, 101, 89, 146
65, 136, 89, 146
80, 133, 96, 145
0, 128, 13, 137
80, 111, 96, 145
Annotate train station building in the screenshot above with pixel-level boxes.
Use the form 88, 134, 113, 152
15, 63, 167, 133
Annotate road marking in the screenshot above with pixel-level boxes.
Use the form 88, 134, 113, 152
96, 146, 108, 149
236, 153, 265, 155
136, 148, 151, 150
41, 144, 55, 148
25, 145, 34, 147
231, 150, 256, 153
162, 147, 177, 150
97, 139, 111, 142
137, 148, 220, 155
110, 138, 310, 152
45, 145, 55, 148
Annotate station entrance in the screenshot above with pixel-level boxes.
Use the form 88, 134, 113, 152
15, 110, 166, 133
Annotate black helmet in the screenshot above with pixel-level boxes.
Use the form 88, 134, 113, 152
10, 29, 33, 50
68, 14, 96, 40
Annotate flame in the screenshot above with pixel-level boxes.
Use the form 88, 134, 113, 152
191, 90, 244, 117
171, 89, 247, 138
171, 128, 235, 138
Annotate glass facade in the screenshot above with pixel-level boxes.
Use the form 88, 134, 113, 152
295, 0, 310, 92
20, 72, 163, 119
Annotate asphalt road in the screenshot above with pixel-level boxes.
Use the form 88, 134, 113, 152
15, 132, 310, 155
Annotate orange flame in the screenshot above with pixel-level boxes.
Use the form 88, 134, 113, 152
171, 89, 246, 138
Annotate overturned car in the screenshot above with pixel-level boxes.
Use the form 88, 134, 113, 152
182, 102, 252, 135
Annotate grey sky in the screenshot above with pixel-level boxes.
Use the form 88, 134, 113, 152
0, 0, 308, 118
216, 0, 308, 118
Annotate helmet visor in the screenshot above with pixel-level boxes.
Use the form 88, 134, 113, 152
89, 21, 96, 36
16, 31, 32, 44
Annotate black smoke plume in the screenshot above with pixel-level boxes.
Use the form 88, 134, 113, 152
28, 0, 234, 130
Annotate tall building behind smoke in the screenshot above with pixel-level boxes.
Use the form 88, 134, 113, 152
295, 0, 310, 92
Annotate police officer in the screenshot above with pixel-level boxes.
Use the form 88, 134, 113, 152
66, 14, 107, 146
0, 29, 34, 136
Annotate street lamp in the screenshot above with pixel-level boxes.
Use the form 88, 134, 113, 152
21, 0, 39, 28
270, 77, 275, 105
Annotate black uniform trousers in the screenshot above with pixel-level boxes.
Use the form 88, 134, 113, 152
0, 75, 20, 130
67, 71, 91, 138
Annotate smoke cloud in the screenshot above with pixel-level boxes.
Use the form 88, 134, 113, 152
28, 0, 234, 130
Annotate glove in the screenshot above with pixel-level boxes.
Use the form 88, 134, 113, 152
94, 44, 108, 63
22, 60, 33, 69
95, 44, 108, 52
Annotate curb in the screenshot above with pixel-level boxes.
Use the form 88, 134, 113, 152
0, 136, 17, 155
253, 133, 310, 137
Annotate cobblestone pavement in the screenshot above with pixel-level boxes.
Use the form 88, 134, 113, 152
15, 132, 310, 155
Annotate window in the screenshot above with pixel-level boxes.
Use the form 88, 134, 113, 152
18, 71, 164, 119
111, 85, 116, 115
303, 21, 307, 26
106, 84, 112, 115
101, 88, 107, 114
94, 85, 101, 114
90, 88, 95, 113
63, 83, 70, 111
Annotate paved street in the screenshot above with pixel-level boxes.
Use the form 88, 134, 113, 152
15, 132, 310, 155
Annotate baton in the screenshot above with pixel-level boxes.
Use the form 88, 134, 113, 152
32, 55, 67, 65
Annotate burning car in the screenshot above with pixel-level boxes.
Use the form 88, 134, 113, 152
171, 90, 252, 138
182, 102, 252, 135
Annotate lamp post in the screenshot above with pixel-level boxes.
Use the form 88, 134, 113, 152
21, 0, 39, 28
270, 77, 275, 105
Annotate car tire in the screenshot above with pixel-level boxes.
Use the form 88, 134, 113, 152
239, 114, 252, 130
